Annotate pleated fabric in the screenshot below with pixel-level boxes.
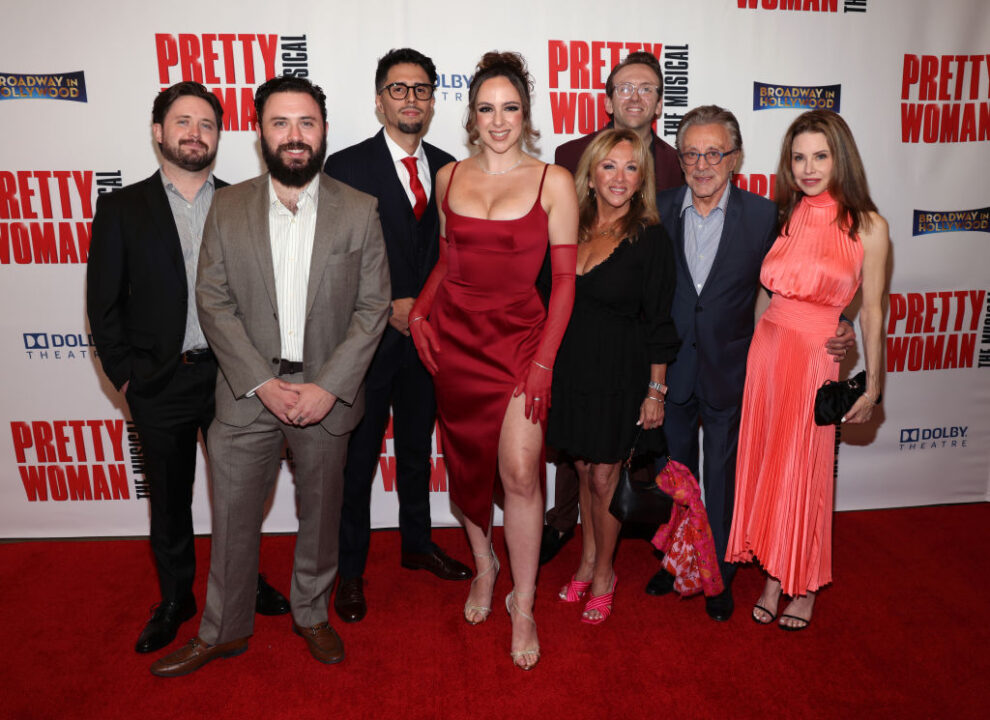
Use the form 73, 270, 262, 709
726, 191, 864, 596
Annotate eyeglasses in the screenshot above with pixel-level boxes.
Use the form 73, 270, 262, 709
678, 148, 739, 166
613, 83, 660, 99
378, 82, 435, 101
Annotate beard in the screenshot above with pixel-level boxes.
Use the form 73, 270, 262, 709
159, 138, 217, 172
397, 119, 425, 135
260, 133, 327, 188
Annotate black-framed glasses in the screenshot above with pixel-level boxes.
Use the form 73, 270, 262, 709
378, 82, 435, 101
613, 83, 660, 99
679, 148, 739, 166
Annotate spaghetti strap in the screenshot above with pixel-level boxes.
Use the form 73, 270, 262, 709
442, 161, 461, 209
536, 163, 550, 199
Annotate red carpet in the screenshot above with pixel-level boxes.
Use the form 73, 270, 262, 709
1, 503, 987, 719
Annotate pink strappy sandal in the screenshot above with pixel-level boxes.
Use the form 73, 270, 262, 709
557, 575, 592, 603
580, 574, 617, 625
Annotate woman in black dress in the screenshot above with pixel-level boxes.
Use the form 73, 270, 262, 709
548, 129, 679, 624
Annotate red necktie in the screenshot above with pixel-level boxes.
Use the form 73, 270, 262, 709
401, 156, 427, 221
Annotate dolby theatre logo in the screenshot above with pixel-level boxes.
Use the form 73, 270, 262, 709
155, 32, 311, 131
23, 331, 97, 360
547, 40, 689, 138
435, 70, 473, 103
899, 425, 968, 451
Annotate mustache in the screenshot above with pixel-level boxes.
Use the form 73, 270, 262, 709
278, 141, 313, 153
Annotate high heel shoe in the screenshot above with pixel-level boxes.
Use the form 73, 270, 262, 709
581, 574, 617, 625
505, 590, 540, 671
557, 575, 592, 603
463, 547, 500, 625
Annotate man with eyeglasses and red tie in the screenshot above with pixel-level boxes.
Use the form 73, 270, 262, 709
323, 48, 471, 625
540, 51, 683, 567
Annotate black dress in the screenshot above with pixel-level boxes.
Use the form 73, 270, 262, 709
548, 223, 680, 463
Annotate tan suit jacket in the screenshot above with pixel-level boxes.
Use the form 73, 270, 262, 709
196, 173, 391, 434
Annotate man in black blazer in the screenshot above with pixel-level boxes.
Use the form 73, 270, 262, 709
87, 82, 288, 654
648, 106, 852, 621
323, 48, 470, 623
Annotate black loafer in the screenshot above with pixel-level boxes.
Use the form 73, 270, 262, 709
401, 547, 472, 581
255, 573, 290, 616
705, 587, 735, 622
539, 525, 574, 565
135, 597, 197, 654
645, 568, 676, 597
334, 576, 367, 623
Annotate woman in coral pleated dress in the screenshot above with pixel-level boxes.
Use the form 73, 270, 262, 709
409, 51, 578, 669
726, 110, 889, 631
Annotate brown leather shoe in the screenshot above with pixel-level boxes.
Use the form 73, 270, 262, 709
149, 636, 248, 677
334, 576, 367, 623
401, 547, 472, 580
293, 621, 345, 665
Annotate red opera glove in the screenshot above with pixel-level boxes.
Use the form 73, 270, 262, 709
409, 236, 449, 375
514, 243, 576, 424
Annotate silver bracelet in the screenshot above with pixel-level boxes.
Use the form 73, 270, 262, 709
648, 380, 668, 395
646, 395, 664, 404
533, 361, 551, 371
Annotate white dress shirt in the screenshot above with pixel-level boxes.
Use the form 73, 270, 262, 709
268, 174, 320, 362
382, 130, 431, 209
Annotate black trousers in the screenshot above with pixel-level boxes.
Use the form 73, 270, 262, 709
663, 392, 741, 586
338, 339, 436, 579
126, 358, 216, 603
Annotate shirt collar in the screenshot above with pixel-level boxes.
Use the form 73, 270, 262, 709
267, 172, 320, 211
159, 168, 215, 196
680, 181, 731, 218
382, 129, 425, 166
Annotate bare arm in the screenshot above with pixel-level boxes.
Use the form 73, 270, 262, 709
843, 213, 889, 424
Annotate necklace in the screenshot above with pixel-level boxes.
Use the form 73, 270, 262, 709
477, 155, 524, 175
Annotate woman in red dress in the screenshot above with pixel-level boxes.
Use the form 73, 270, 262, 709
409, 52, 577, 669
727, 110, 889, 630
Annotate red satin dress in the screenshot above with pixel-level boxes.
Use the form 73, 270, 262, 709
431, 163, 551, 531
727, 192, 864, 596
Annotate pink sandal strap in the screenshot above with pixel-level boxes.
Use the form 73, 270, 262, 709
558, 576, 592, 603
580, 575, 617, 625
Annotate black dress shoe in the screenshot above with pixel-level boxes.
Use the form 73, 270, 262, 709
539, 525, 574, 565
256, 573, 290, 616
334, 576, 366, 623
705, 587, 735, 622
401, 547, 472, 580
645, 568, 676, 596
135, 597, 197, 654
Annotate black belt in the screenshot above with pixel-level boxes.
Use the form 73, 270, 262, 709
180, 348, 215, 364
278, 359, 304, 375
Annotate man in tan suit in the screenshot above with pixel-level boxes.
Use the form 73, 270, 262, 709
151, 76, 390, 677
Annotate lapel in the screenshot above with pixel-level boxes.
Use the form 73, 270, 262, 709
140, 172, 185, 285
700, 186, 741, 298
306, 174, 341, 316
245, 175, 280, 314
667, 186, 696, 298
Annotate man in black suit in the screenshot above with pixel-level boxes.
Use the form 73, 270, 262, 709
323, 48, 470, 623
648, 106, 853, 621
87, 81, 289, 654
540, 51, 683, 565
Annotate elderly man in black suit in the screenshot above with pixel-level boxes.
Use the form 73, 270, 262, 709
323, 48, 471, 624
87, 82, 289, 656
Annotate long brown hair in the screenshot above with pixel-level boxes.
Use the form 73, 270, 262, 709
776, 110, 877, 239
574, 129, 659, 243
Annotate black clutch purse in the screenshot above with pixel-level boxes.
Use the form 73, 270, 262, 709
814, 370, 879, 425
608, 431, 673, 525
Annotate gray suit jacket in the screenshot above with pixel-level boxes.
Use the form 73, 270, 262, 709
196, 173, 391, 435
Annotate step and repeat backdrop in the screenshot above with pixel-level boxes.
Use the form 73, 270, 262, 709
2, 0, 988, 538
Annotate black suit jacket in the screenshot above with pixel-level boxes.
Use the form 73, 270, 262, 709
554, 125, 683, 190
87, 171, 227, 397
657, 185, 777, 409
323, 130, 453, 378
